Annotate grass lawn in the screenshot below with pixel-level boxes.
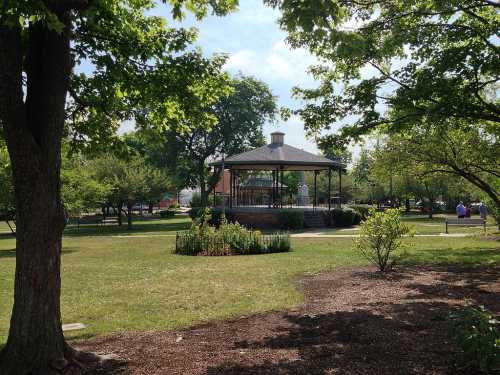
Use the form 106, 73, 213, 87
0, 215, 498, 346
301, 213, 498, 235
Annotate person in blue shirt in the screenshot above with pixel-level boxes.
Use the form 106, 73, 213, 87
456, 202, 466, 218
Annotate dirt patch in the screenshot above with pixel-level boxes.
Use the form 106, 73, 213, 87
76, 265, 500, 374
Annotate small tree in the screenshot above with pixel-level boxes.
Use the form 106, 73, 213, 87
354, 208, 413, 272
61, 155, 112, 219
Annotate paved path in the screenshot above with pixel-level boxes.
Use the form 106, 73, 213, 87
290, 232, 469, 238
104, 233, 470, 239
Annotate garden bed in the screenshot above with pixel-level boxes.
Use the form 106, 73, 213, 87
75, 264, 500, 374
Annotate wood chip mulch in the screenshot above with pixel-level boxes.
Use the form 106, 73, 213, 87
76, 264, 500, 375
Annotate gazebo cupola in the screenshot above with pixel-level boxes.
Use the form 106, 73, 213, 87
271, 131, 284, 145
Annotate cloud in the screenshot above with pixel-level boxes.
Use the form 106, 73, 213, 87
224, 39, 318, 90
224, 49, 258, 71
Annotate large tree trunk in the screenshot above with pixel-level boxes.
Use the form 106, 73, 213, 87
0, 14, 86, 374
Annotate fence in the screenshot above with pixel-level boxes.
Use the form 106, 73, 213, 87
175, 231, 290, 256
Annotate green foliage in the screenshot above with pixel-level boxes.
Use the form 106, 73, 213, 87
159, 210, 176, 218
0, 146, 14, 214
189, 192, 203, 208
91, 154, 169, 208
348, 205, 372, 221
209, 209, 236, 227
175, 220, 291, 256
374, 121, 499, 213
278, 210, 304, 230
61, 153, 113, 217
354, 208, 414, 272
485, 200, 500, 229
323, 208, 361, 228
266, 233, 291, 253
188, 207, 235, 227
266, 0, 499, 143
142, 75, 277, 200
449, 306, 500, 374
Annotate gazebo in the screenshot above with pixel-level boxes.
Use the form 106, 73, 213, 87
210, 132, 345, 223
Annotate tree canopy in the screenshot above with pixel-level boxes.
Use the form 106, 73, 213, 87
265, 0, 499, 145
0, 1, 238, 373
132, 75, 278, 205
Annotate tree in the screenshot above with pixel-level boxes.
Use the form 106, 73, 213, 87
0, 1, 237, 373
144, 75, 278, 205
61, 153, 112, 218
266, 0, 499, 143
375, 120, 500, 216
92, 154, 170, 229
0, 144, 14, 215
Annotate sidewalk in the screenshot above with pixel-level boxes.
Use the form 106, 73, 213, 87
290, 232, 470, 238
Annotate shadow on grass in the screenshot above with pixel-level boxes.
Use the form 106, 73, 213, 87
0, 247, 79, 259
63, 220, 191, 237
403, 246, 500, 266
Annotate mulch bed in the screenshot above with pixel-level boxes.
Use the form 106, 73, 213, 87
76, 265, 500, 374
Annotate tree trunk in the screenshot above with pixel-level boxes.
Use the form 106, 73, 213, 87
0, 15, 86, 374
127, 201, 133, 230
199, 173, 207, 207
148, 201, 154, 214
116, 202, 123, 226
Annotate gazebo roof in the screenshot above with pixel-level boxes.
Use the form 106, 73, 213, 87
210, 132, 345, 171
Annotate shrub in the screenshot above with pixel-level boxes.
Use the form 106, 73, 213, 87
486, 200, 500, 229
169, 203, 180, 209
188, 207, 201, 220
159, 209, 176, 218
353, 208, 414, 272
209, 209, 236, 227
189, 207, 236, 226
189, 192, 202, 208
348, 204, 372, 221
449, 306, 499, 373
323, 208, 361, 227
278, 209, 304, 230
175, 220, 291, 256
266, 233, 291, 253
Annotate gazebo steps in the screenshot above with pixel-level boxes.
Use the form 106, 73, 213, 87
303, 211, 326, 228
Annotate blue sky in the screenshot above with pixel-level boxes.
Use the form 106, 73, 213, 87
144, 1, 323, 153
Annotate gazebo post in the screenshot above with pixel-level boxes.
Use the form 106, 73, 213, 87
328, 167, 332, 211
229, 168, 233, 209
275, 167, 279, 208
314, 170, 318, 210
338, 168, 342, 208
235, 171, 238, 207
271, 170, 275, 207
280, 166, 284, 208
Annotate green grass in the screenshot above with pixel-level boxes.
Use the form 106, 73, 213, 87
0, 216, 498, 345
304, 214, 498, 235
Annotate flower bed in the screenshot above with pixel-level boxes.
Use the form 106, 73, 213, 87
175, 220, 291, 256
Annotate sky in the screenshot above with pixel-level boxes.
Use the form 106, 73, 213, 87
136, 1, 324, 153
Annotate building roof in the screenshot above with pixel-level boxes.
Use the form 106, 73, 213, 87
210, 133, 345, 171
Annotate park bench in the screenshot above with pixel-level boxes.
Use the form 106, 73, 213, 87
445, 217, 486, 234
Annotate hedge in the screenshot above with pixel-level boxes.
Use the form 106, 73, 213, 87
323, 208, 361, 227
